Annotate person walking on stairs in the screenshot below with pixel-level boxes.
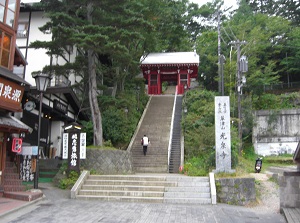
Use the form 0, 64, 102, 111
141, 135, 150, 156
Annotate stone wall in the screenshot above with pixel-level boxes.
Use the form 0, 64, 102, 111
279, 172, 300, 210
81, 148, 133, 174
253, 109, 300, 156
216, 178, 256, 205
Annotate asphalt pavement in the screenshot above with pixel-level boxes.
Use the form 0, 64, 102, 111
0, 182, 287, 223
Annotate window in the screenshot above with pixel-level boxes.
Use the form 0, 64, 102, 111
0, 0, 19, 69
0, 31, 11, 67
0, 0, 16, 28
17, 23, 28, 38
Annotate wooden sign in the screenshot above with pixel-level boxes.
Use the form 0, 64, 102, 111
0, 76, 24, 112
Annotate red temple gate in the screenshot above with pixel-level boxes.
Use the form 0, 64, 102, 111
140, 52, 199, 95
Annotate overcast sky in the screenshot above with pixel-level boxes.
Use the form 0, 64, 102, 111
21, 0, 238, 8
21, 0, 238, 11
191, 0, 238, 9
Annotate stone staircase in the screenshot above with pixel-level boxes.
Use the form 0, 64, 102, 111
74, 174, 212, 204
73, 94, 213, 204
169, 96, 182, 173
131, 95, 175, 173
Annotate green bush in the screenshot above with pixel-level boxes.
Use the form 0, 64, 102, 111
58, 171, 79, 189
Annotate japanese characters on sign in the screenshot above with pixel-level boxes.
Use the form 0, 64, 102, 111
62, 133, 68, 159
62, 132, 86, 160
12, 138, 22, 153
0, 76, 24, 112
80, 133, 86, 159
20, 155, 35, 182
70, 133, 78, 168
215, 96, 232, 172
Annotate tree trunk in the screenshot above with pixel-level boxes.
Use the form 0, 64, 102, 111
87, 2, 102, 146
88, 49, 103, 146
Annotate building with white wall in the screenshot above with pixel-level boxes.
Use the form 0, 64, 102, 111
15, 1, 88, 159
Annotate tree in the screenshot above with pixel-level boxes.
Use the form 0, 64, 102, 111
31, 0, 152, 146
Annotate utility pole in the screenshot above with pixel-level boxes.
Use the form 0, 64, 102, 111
220, 55, 225, 96
217, 10, 222, 94
229, 40, 247, 155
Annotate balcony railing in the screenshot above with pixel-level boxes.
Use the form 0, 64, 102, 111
17, 30, 27, 38
55, 75, 71, 87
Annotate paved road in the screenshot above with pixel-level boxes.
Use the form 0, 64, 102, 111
0, 183, 287, 223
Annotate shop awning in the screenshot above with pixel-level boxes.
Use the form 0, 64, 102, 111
0, 114, 32, 133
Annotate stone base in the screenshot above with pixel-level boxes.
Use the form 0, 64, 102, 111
213, 169, 236, 174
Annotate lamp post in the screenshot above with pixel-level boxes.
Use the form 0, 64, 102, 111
32, 72, 52, 189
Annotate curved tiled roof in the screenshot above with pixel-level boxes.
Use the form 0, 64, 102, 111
140, 52, 199, 65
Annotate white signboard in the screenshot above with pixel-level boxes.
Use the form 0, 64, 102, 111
80, 133, 86, 159
62, 132, 86, 160
18, 146, 38, 155
215, 96, 233, 172
62, 133, 69, 159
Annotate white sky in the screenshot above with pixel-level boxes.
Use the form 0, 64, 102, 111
190, 0, 238, 10
21, 0, 238, 9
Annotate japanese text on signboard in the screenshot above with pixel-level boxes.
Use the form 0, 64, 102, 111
0, 77, 24, 111
215, 96, 232, 171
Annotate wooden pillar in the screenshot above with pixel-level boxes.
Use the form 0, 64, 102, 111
187, 68, 191, 88
157, 69, 161, 94
147, 70, 151, 94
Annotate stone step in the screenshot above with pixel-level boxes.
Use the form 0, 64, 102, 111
164, 191, 211, 198
134, 167, 168, 173
3, 185, 26, 192
88, 175, 167, 181
165, 186, 210, 193
85, 179, 175, 187
74, 173, 212, 204
164, 197, 212, 204
75, 195, 164, 203
82, 185, 165, 192
78, 190, 164, 197
3, 191, 43, 201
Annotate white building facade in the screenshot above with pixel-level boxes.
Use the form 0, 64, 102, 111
15, 2, 87, 158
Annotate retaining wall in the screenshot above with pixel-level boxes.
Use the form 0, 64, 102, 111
216, 178, 256, 205
81, 148, 133, 174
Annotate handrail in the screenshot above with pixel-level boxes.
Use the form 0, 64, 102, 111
168, 86, 177, 169
126, 95, 152, 153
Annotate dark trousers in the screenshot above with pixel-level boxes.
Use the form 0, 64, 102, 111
143, 146, 148, 155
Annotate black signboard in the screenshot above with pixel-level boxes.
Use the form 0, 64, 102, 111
53, 99, 68, 114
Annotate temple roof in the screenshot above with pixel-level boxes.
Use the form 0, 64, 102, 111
140, 52, 199, 65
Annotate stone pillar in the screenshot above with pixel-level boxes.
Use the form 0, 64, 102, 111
214, 96, 235, 173
279, 171, 300, 210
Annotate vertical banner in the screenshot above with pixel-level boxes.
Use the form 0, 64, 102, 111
215, 96, 234, 172
62, 133, 68, 159
80, 133, 86, 159
68, 132, 80, 171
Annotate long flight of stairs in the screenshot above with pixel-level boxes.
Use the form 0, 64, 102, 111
131, 96, 175, 173
73, 95, 213, 204
75, 174, 212, 204
169, 96, 183, 173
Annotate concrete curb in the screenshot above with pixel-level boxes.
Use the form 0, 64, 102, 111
71, 170, 90, 199
0, 195, 44, 218
209, 172, 217, 205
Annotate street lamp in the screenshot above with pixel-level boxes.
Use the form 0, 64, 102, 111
32, 72, 52, 189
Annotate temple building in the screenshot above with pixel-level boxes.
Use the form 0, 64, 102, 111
140, 52, 199, 94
